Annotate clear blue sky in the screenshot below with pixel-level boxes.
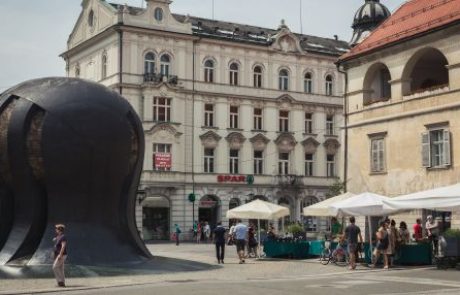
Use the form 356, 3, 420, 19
0, 0, 404, 92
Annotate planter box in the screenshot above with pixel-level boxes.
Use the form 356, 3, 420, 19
444, 237, 460, 257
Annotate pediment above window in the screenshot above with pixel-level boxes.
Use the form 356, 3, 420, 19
323, 138, 341, 155
276, 94, 296, 108
226, 132, 246, 150
147, 122, 181, 137
302, 137, 320, 153
275, 133, 297, 152
200, 131, 222, 148
250, 133, 270, 151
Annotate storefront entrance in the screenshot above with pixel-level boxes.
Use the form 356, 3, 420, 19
198, 195, 220, 230
142, 196, 170, 240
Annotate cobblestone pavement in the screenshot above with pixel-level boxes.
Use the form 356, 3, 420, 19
1, 242, 459, 295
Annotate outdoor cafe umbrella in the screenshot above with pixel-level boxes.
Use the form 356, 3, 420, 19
303, 192, 356, 217
383, 183, 460, 211
226, 199, 290, 258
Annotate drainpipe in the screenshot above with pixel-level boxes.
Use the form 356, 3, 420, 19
118, 28, 123, 95
336, 63, 348, 193
191, 39, 197, 226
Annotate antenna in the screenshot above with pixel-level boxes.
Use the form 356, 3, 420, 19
299, 0, 303, 34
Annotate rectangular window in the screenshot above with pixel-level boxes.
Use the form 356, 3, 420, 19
153, 97, 171, 122
204, 68, 214, 83
326, 154, 336, 177
370, 137, 386, 173
305, 153, 314, 176
229, 149, 239, 174
230, 106, 239, 129
279, 110, 289, 132
254, 150, 264, 175
422, 128, 451, 168
153, 143, 172, 171
326, 115, 334, 135
254, 72, 262, 88
253, 108, 263, 130
204, 104, 214, 127
304, 78, 312, 94
305, 113, 313, 134
230, 70, 238, 86
204, 148, 214, 173
278, 152, 290, 175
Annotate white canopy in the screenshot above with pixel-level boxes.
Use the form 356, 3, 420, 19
226, 199, 290, 220
330, 192, 393, 217
383, 183, 460, 211
303, 192, 356, 216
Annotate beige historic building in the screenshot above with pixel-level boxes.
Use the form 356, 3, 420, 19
62, 0, 349, 240
338, 0, 460, 230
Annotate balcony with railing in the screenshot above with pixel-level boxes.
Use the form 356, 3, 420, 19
143, 73, 178, 85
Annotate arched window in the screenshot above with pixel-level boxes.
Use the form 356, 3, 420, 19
204, 59, 214, 83
229, 62, 239, 86
402, 48, 449, 96
304, 72, 312, 93
144, 52, 156, 75
363, 63, 392, 105
101, 53, 107, 79
325, 75, 333, 96
279, 69, 289, 91
253, 66, 263, 88
160, 54, 171, 76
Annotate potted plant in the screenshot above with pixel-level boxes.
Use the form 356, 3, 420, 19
287, 224, 305, 240
442, 229, 460, 257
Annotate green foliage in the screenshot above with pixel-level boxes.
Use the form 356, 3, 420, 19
287, 223, 304, 234
326, 180, 346, 197
444, 229, 460, 238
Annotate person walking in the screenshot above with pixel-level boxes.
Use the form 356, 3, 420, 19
174, 224, 181, 246
213, 221, 227, 264
344, 216, 363, 270
371, 220, 389, 269
426, 215, 440, 256
204, 222, 211, 243
52, 224, 68, 287
234, 220, 248, 264
197, 221, 202, 244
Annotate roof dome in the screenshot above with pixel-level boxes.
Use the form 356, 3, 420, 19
350, 0, 391, 46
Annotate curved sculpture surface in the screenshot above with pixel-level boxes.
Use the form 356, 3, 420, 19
0, 77, 151, 266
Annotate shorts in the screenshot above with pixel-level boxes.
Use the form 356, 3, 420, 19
348, 243, 357, 254
236, 239, 246, 252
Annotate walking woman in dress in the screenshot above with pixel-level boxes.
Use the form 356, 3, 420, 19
53, 224, 68, 287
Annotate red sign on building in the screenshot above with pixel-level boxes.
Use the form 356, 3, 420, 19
217, 175, 246, 183
154, 153, 171, 169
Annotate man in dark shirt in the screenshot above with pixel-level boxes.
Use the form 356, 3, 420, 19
344, 216, 363, 270
213, 221, 227, 264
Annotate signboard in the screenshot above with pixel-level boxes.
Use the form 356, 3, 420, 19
217, 174, 254, 184
154, 153, 171, 169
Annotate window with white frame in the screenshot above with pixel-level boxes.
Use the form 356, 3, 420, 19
304, 72, 313, 93
204, 60, 214, 83
279, 69, 289, 91
229, 63, 239, 86
278, 152, 290, 175
279, 110, 289, 132
229, 106, 239, 129
305, 153, 314, 176
204, 104, 214, 127
253, 66, 262, 88
101, 54, 107, 79
144, 52, 155, 74
153, 143, 172, 171
254, 150, 264, 175
326, 115, 334, 135
204, 148, 215, 173
160, 54, 171, 76
370, 137, 386, 173
325, 75, 333, 96
326, 154, 336, 177
253, 108, 263, 130
153, 97, 171, 122
422, 128, 451, 168
305, 113, 313, 134
229, 149, 239, 174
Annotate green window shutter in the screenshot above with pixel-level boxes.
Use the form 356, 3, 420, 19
421, 132, 431, 167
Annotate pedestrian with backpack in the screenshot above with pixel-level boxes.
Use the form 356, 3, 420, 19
370, 220, 389, 269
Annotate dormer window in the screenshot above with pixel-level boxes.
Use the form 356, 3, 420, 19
154, 8, 164, 21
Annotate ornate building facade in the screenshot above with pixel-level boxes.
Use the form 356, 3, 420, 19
62, 0, 348, 240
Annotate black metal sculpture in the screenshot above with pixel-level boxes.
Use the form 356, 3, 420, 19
0, 77, 151, 266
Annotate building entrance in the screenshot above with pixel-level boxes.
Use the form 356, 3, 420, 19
198, 195, 220, 231
142, 196, 170, 240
